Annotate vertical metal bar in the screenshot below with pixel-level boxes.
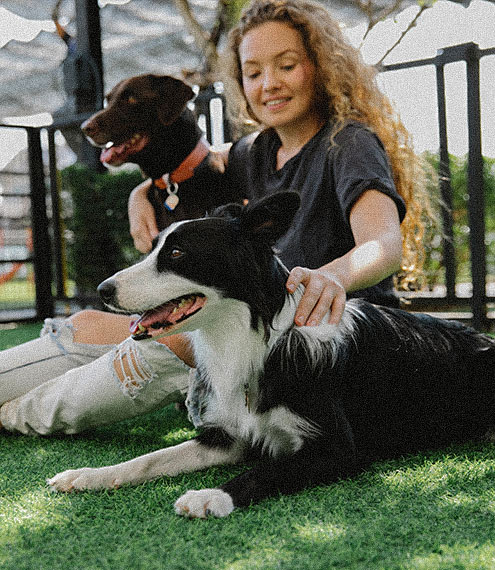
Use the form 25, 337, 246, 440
465, 43, 486, 329
75, 0, 104, 170
27, 128, 54, 319
74, 0, 103, 109
435, 59, 456, 301
47, 129, 66, 299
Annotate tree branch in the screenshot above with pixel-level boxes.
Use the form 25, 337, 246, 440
173, 0, 211, 54
174, 0, 220, 79
375, 3, 430, 66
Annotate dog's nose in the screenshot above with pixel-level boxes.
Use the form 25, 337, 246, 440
97, 279, 117, 305
80, 119, 95, 137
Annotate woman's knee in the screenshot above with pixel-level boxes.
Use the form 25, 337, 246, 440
68, 310, 132, 345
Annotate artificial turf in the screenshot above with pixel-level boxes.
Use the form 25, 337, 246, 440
1, 322, 495, 569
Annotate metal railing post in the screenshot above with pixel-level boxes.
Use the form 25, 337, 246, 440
435, 54, 456, 302
48, 129, 67, 299
465, 42, 486, 330
26, 127, 54, 319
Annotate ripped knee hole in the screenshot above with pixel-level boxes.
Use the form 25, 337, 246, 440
112, 340, 154, 398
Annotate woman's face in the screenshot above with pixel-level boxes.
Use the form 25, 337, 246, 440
239, 21, 319, 135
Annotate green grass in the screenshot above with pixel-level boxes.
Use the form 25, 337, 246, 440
0, 322, 43, 349
2, 325, 495, 569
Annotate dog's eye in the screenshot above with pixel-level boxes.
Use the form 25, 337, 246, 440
127, 95, 138, 105
170, 248, 185, 259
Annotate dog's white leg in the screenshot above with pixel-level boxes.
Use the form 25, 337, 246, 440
47, 439, 243, 492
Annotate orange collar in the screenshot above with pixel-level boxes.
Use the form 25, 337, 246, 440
153, 138, 210, 190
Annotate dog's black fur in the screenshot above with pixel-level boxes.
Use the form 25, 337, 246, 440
81, 74, 229, 229
49, 192, 495, 517
190, 195, 495, 509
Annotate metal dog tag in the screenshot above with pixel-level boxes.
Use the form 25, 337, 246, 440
164, 183, 179, 211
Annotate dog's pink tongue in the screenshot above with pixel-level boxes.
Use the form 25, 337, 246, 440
130, 296, 206, 339
100, 144, 128, 166
100, 134, 149, 166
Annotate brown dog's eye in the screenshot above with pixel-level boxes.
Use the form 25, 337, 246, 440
127, 95, 138, 105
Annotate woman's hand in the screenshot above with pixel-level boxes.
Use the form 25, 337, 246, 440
128, 180, 159, 253
286, 266, 347, 327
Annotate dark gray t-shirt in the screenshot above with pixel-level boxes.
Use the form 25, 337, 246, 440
224, 121, 406, 304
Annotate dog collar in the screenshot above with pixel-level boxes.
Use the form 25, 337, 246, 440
153, 137, 210, 211
153, 137, 210, 190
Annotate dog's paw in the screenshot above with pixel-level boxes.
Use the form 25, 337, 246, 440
174, 489, 234, 519
47, 467, 122, 492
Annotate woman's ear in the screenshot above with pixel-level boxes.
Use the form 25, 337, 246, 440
240, 191, 301, 244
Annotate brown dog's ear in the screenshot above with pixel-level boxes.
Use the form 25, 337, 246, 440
148, 75, 195, 125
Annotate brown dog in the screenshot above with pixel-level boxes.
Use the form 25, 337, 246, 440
81, 74, 231, 229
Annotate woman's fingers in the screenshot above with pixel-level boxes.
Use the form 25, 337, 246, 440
287, 266, 346, 326
129, 203, 159, 253
130, 218, 158, 253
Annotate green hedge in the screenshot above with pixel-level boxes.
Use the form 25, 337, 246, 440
422, 153, 495, 286
61, 164, 143, 298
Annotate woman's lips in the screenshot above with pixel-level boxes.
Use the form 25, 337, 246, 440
264, 97, 291, 111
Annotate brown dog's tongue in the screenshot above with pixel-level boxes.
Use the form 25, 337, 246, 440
100, 144, 126, 166
100, 134, 149, 166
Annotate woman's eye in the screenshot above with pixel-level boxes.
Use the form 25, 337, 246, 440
170, 248, 184, 259
242, 68, 260, 80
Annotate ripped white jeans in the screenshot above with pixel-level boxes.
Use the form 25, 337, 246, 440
0, 335, 191, 435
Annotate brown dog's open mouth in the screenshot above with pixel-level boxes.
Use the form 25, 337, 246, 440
100, 133, 150, 166
129, 294, 207, 340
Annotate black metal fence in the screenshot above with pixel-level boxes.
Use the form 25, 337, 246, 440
381, 42, 495, 329
0, 42, 493, 327
0, 116, 91, 322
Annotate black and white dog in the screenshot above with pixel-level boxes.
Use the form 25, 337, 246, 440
48, 192, 495, 518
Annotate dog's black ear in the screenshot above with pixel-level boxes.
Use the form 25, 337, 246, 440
148, 75, 195, 125
240, 192, 300, 244
211, 202, 244, 220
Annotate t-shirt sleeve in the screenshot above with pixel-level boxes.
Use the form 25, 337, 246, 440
331, 126, 406, 224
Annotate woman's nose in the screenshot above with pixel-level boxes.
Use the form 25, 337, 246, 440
262, 68, 281, 90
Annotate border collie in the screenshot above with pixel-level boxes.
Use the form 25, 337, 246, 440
48, 192, 495, 518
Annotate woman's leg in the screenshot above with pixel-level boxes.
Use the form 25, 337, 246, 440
0, 310, 194, 435
68, 309, 195, 365
0, 310, 123, 406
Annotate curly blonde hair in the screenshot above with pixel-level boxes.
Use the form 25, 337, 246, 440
223, 0, 435, 289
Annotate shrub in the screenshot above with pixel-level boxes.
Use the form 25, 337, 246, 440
61, 164, 143, 300
422, 153, 495, 287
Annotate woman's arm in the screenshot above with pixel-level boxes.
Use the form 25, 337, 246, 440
128, 179, 159, 253
286, 190, 403, 326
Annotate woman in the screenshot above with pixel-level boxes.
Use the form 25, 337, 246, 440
0, 0, 430, 435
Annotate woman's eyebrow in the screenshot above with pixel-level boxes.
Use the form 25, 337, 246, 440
241, 49, 301, 65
